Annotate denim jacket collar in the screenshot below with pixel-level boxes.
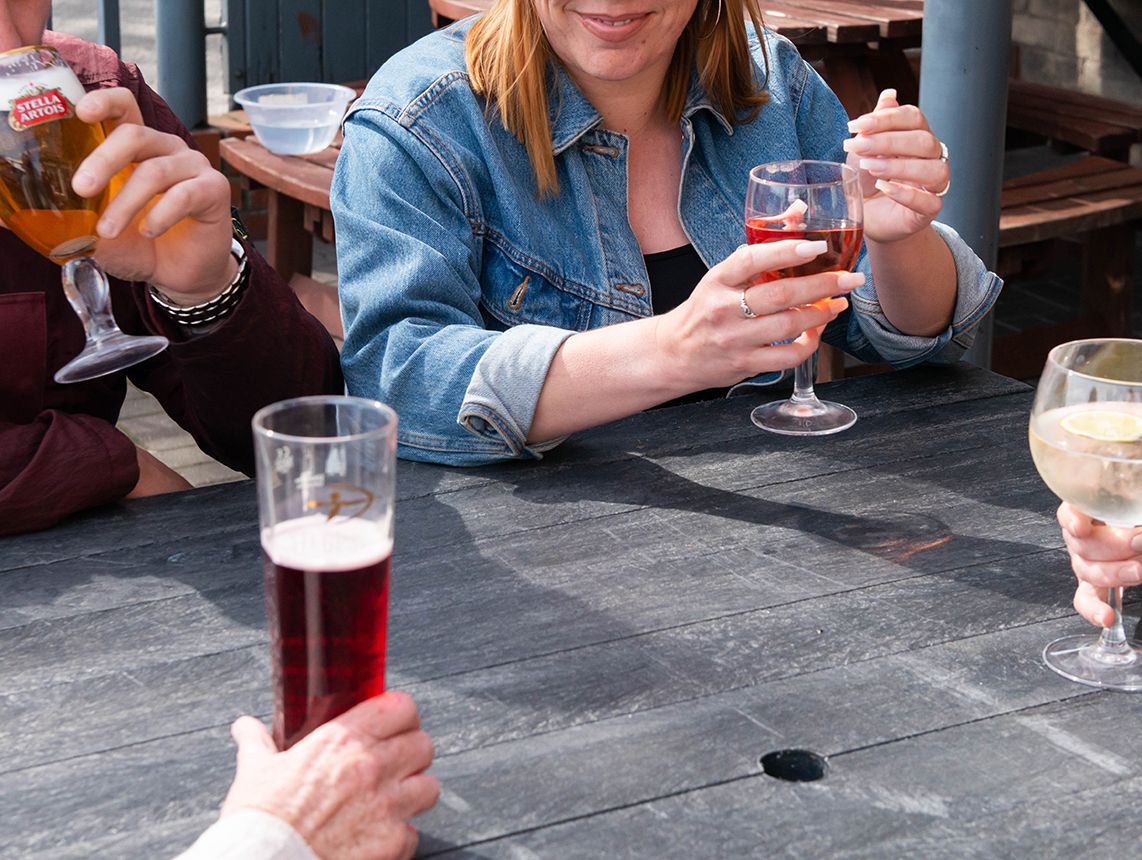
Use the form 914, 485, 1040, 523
548, 62, 734, 154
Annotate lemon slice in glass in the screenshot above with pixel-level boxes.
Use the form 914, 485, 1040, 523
1060, 410, 1142, 443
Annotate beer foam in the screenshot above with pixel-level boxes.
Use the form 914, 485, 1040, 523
262, 515, 392, 572
0, 61, 85, 109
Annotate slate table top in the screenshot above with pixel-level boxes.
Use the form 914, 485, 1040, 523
4, 363, 1140, 858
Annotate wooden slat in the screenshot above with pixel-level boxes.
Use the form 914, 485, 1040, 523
1001, 160, 1142, 209
760, 2, 879, 42
794, 0, 924, 38
1000, 190, 1142, 247
1002, 155, 1132, 191
1009, 78, 1142, 135
220, 137, 335, 210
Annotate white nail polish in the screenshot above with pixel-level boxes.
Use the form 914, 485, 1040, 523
795, 240, 828, 257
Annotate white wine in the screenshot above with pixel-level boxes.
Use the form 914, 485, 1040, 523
1029, 403, 1142, 528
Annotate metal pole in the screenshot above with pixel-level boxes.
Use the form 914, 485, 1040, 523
97, 0, 121, 54
919, 0, 1012, 369
156, 0, 207, 129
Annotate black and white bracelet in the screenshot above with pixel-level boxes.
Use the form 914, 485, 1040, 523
148, 236, 251, 326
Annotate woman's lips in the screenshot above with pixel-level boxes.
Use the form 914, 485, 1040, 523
577, 11, 650, 41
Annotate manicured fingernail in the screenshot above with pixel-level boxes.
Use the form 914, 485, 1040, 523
842, 137, 872, 154
73, 170, 96, 192
97, 218, 117, 238
827, 297, 849, 314
847, 118, 874, 134
794, 240, 828, 257
874, 178, 894, 194
836, 272, 866, 290
859, 157, 890, 173
880, 88, 897, 101
1131, 533, 1142, 552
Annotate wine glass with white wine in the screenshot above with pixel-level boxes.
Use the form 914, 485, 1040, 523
1028, 338, 1142, 690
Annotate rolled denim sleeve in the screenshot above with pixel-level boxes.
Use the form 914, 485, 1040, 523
840, 221, 1003, 367
333, 103, 571, 466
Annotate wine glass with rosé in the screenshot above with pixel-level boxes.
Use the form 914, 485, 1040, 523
1029, 338, 1142, 690
745, 160, 863, 435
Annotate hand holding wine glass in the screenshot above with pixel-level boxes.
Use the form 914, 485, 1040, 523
744, 159, 863, 435
1029, 338, 1142, 690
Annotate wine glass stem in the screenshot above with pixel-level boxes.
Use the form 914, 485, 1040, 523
61, 256, 120, 342
791, 351, 820, 405
1095, 587, 1130, 656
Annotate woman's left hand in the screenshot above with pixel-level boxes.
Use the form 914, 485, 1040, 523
71, 87, 236, 305
842, 89, 950, 244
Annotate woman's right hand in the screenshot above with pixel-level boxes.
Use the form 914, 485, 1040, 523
654, 239, 864, 391
1058, 502, 1142, 628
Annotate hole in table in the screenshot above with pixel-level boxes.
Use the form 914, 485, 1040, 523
759, 749, 828, 782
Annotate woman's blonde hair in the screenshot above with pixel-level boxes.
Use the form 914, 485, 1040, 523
466, 0, 769, 196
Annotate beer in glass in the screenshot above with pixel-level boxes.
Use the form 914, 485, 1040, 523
253, 396, 398, 749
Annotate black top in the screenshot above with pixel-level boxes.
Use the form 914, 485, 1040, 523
644, 243, 729, 406
645, 243, 709, 315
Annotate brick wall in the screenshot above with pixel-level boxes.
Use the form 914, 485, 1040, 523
1013, 0, 1142, 105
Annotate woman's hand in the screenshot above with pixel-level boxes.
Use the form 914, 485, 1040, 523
1057, 502, 1142, 628
222, 692, 439, 860
843, 89, 950, 245
71, 88, 237, 305
656, 239, 864, 392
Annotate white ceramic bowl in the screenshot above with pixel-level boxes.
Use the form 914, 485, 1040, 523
233, 82, 356, 156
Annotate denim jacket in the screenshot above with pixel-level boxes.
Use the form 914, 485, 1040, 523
333, 19, 1002, 466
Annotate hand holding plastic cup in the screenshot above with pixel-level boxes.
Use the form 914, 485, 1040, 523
253, 396, 397, 749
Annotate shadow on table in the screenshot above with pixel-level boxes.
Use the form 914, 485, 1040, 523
504, 451, 1054, 602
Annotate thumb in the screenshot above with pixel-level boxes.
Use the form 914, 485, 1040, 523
231, 716, 278, 773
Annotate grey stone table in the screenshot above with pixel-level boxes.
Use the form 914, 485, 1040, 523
4, 364, 1140, 858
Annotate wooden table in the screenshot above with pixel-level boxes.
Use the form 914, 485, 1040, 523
6, 364, 1142, 857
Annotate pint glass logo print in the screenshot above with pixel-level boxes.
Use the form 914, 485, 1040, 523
307, 484, 375, 521
8, 85, 74, 131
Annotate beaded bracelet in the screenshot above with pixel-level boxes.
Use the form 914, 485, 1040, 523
148, 236, 250, 326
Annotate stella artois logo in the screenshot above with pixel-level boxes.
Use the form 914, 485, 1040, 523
8, 83, 74, 132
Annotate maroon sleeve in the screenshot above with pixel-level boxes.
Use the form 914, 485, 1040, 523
0, 413, 138, 536
128, 251, 344, 475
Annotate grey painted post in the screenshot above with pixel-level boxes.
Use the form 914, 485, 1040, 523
919, 0, 1011, 368
156, 0, 207, 129
97, 0, 120, 54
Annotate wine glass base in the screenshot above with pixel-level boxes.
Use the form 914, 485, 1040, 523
1043, 634, 1142, 691
54, 333, 169, 384
751, 398, 857, 436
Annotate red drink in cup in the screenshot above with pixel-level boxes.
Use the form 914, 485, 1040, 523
253, 396, 398, 749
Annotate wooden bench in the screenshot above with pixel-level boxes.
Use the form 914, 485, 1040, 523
992, 155, 1142, 378
1006, 78, 1142, 161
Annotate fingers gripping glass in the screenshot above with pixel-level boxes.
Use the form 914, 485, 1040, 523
1029, 338, 1142, 691
0, 45, 167, 383
744, 160, 863, 435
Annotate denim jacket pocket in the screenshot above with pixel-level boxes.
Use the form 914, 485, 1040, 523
0, 292, 46, 423
479, 234, 596, 333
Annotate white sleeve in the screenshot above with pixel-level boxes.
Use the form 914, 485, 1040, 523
173, 809, 319, 860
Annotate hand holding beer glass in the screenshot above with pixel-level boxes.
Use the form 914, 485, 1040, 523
0, 45, 167, 382
253, 397, 398, 749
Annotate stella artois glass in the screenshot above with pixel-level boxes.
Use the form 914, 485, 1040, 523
0, 45, 167, 383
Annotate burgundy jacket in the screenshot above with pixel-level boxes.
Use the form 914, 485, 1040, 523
0, 33, 343, 535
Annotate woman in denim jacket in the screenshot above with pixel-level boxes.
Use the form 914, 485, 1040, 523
332, 0, 1001, 466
